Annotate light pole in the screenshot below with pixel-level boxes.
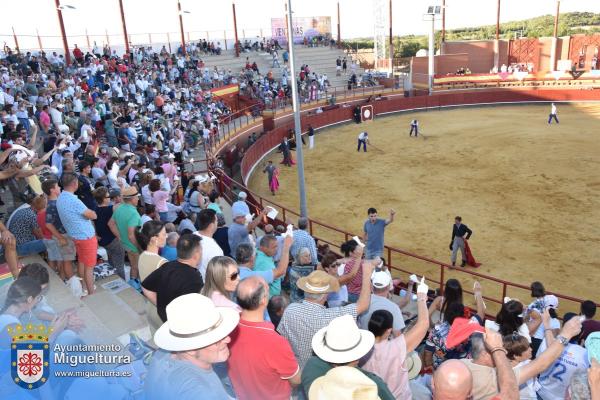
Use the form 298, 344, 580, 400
550, 0, 561, 71
285, 0, 308, 218
177, 0, 189, 55
424, 6, 441, 95
232, 2, 240, 57
118, 0, 130, 56
55, 0, 74, 64
337, 1, 341, 46
494, 0, 501, 70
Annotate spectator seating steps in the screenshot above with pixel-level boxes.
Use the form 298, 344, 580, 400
14, 255, 151, 351
197, 47, 365, 90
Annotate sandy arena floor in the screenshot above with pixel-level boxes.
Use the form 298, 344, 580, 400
247, 103, 600, 311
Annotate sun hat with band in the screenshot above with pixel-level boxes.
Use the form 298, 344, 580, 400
297, 270, 340, 295
404, 351, 422, 380
121, 186, 139, 198
154, 293, 240, 352
312, 314, 375, 364
308, 366, 380, 400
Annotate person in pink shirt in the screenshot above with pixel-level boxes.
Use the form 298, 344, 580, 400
39, 105, 51, 133
362, 290, 430, 400
149, 178, 172, 222
160, 156, 177, 186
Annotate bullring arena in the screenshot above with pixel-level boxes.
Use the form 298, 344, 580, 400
245, 101, 600, 312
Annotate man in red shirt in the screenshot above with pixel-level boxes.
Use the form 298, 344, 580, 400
73, 44, 84, 63
228, 276, 300, 399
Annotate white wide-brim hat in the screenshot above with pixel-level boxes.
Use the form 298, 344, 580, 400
308, 366, 380, 400
312, 315, 374, 364
405, 351, 422, 380
154, 293, 240, 352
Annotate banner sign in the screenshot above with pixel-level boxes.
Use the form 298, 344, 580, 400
271, 17, 332, 45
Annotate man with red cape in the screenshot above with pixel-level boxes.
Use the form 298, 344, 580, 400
449, 216, 481, 268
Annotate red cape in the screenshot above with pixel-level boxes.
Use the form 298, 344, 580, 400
464, 239, 481, 268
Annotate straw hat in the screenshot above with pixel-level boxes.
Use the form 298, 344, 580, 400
297, 270, 340, 295
308, 366, 380, 400
404, 351, 422, 380
154, 293, 239, 352
311, 315, 374, 364
121, 186, 139, 198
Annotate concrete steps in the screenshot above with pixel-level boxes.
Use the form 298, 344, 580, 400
195, 47, 365, 90
14, 255, 149, 352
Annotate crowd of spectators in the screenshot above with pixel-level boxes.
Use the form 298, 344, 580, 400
0, 42, 598, 400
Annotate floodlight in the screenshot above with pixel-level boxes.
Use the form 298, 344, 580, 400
426, 5, 441, 15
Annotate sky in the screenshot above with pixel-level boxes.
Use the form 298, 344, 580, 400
2, 0, 600, 51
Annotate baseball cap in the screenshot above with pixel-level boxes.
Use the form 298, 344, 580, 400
446, 317, 485, 349
109, 188, 121, 198
371, 271, 391, 289
238, 191, 247, 200
544, 295, 559, 309
231, 203, 247, 219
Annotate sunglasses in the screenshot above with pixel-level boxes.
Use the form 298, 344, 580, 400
229, 271, 239, 280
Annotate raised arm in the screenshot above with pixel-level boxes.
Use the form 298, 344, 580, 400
26, 123, 38, 149
273, 235, 293, 279
16, 164, 48, 178
246, 209, 267, 232
473, 281, 486, 322
397, 281, 414, 309
0, 148, 19, 165
526, 310, 542, 336
518, 310, 582, 384
404, 291, 429, 353
337, 245, 364, 286
356, 261, 375, 315
484, 328, 519, 400
33, 147, 57, 165
385, 209, 396, 225
0, 165, 19, 181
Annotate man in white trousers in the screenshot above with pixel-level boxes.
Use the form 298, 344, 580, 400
308, 125, 315, 149
548, 102, 559, 124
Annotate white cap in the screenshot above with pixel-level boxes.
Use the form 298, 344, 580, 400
371, 271, 391, 289
238, 191, 247, 199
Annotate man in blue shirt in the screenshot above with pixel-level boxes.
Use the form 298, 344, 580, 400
290, 217, 318, 265
253, 235, 292, 298
363, 207, 395, 259
227, 208, 265, 257
235, 242, 289, 322
57, 173, 98, 295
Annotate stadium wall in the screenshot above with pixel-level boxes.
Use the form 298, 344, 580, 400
239, 87, 600, 183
